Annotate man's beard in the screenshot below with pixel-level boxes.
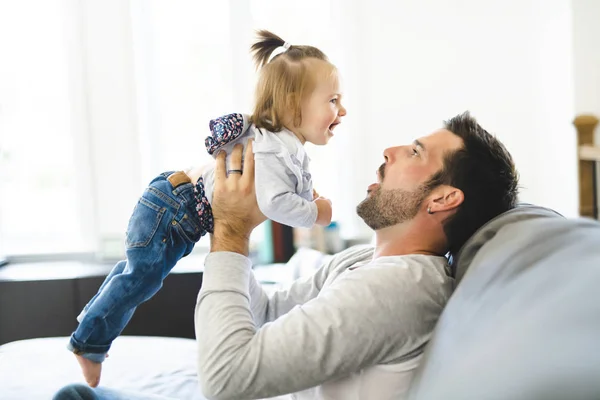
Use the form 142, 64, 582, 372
356, 185, 429, 230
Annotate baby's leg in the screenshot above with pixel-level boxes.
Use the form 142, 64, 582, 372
77, 260, 127, 322
70, 171, 206, 387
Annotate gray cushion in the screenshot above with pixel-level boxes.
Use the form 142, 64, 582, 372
409, 207, 600, 399
453, 204, 563, 285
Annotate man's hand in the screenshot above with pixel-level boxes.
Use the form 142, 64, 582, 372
210, 141, 266, 256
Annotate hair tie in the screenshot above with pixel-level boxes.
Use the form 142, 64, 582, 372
267, 42, 292, 63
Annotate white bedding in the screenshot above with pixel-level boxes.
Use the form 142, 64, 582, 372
0, 336, 201, 400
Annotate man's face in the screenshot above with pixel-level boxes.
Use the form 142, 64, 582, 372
356, 129, 464, 230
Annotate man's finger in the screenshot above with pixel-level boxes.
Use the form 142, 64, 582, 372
228, 144, 244, 176
242, 140, 255, 184
214, 151, 227, 182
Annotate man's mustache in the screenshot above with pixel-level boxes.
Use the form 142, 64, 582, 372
378, 163, 385, 180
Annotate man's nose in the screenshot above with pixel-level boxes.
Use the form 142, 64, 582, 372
383, 146, 402, 163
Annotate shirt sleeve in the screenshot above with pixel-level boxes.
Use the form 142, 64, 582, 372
254, 152, 318, 228
247, 256, 336, 327
195, 251, 426, 400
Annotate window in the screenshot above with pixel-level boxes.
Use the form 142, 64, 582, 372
0, 1, 91, 256
131, 0, 243, 177
0, 0, 367, 260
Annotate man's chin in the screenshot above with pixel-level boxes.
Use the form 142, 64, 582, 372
356, 199, 378, 229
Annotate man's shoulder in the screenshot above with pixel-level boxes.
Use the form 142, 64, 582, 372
331, 252, 453, 299
329, 244, 374, 266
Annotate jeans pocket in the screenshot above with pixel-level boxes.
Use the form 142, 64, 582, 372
126, 196, 166, 248
177, 213, 204, 243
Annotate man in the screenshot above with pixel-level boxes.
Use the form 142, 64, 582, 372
53, 112, 519, 399
196, 111, 519, 399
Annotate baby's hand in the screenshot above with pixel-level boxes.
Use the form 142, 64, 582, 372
315, 197, 332, 226
312, 189, 320, 200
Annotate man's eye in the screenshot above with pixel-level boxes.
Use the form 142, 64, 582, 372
412, 148, 419, 156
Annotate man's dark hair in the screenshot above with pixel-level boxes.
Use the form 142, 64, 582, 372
425, 111, 519, 257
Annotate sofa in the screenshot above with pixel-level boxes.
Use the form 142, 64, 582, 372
407, 205, 600, 399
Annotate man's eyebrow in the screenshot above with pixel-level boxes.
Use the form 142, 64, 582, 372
414, 139, 426, 151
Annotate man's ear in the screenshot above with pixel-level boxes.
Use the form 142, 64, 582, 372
429, 185, 464, 214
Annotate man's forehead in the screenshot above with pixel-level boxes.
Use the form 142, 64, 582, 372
416, 129, 463, 153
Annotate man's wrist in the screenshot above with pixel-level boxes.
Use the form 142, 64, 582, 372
210, 223, 251, 256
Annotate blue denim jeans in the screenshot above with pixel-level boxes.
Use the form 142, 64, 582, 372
68, 172, 206, 361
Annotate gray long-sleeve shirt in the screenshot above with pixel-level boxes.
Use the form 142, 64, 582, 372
195, 245, 453, 400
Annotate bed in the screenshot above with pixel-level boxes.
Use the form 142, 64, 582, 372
0, 336, 203, 400
0, 248, 331, 400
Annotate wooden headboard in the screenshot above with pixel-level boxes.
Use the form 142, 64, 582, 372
573, 115, 600, 219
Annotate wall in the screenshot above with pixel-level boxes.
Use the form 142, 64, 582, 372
80, 0, 580, 247
342, 0, 578, 240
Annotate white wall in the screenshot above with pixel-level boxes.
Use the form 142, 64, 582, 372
335, 0, 578, 240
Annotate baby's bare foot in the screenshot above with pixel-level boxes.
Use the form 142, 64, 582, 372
75, 353, 102, 387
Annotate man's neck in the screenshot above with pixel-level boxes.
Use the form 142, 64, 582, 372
372, 218, 447, 259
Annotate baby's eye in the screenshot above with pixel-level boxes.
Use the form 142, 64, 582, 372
412, 148, 419, 156
330, 98, 338, 104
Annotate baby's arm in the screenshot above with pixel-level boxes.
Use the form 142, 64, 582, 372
314, 197, 333, 226
254, 153, 331, 228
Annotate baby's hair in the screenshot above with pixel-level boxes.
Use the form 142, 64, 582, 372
250, 30, 328, 68
250, 30, 336, 132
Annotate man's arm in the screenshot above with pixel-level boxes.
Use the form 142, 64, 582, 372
196, 251, 417, 399
247, 246, 372, 327
247, 261, 327, 327
205, 140, 332, 328
195, 143, 413, 399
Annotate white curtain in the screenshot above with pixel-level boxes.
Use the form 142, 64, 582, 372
0, 0, 92, 255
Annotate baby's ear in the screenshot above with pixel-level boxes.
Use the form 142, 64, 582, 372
285, 93, 302, 126
285, 93, 300, 109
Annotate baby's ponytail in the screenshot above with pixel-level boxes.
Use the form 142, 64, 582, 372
250, 30, 288, 69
